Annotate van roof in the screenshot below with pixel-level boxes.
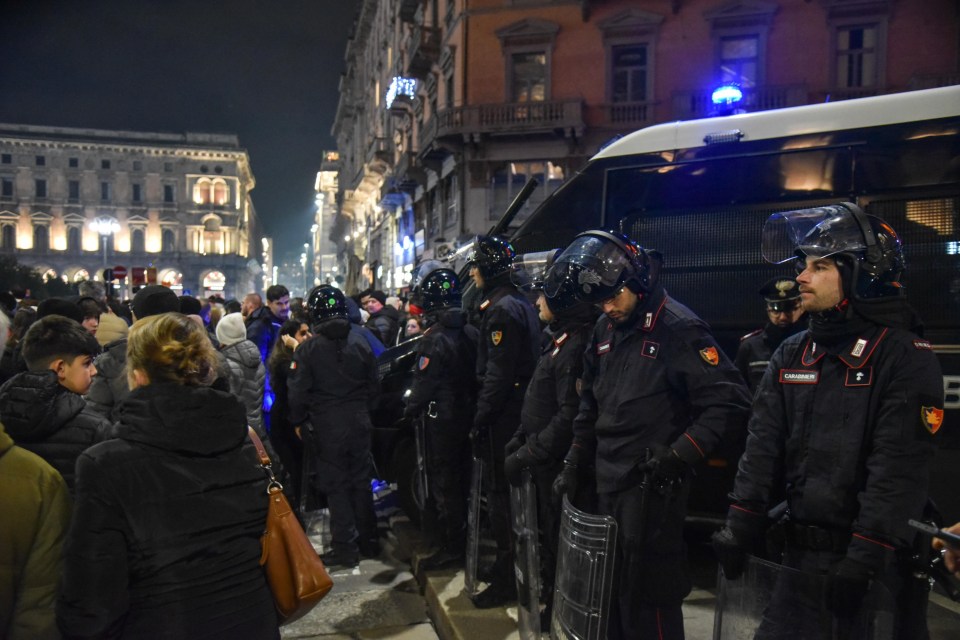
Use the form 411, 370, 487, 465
593, 85, 960, 160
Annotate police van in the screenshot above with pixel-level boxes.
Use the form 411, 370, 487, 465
379, 85, 960, 524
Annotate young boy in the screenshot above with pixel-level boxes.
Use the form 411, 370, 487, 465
0, 314, 111, 491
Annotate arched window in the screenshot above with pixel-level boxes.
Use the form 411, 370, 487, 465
42, 268, 57, 282
33, 224, 49, 251
131, 227, 145, 253
67, 226, 81, 251
193, 178, 212, 205
1, 225, 15, 249
212, 179, 228, 206
203, 216, 222, 254
73, 269, 89, 283
161, 228, 175, 252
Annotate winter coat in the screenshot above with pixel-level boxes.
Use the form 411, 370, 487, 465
0, 370, 111, 491
245, 306, 282, 363
0, 420, 71, 640
220, 339, 266, 435
364, 305, 400, 347
84, 338, 128, 422
56, 383, 278, 639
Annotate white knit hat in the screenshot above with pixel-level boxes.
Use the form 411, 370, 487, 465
216, 312, 247, 347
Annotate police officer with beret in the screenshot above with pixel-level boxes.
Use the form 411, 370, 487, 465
549, 230, 752, 639
403, 261, 478, 571
712, 204, 944, 638
735, 277, 807, 392
289, 285, 380, 569
468, 235, 541, 609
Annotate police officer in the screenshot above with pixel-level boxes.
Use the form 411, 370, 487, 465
502, 250, 600, 623
549, 230, 751, 640
735, 277, 807, 392
403, 261, 478, 571
289, 285, 380, 569
712, 204, 943, 639
468, 235, 541, 608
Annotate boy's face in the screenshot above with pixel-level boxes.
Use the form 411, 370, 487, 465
81, 315, 99, 336
54, 354, 97, 394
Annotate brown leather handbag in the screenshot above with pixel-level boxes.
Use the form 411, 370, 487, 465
248, 428, 333, 624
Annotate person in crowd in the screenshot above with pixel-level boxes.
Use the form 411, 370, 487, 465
0, 314, 109, 491
735, 276, 807, 392
180, 295, 218, 347
345, 297, 386, 358
468, 235, 541, 608
0, 310, 71, 640
0, 292, 15, 320
56, 312, 279, 638
216, 312, 267, 440
36, 298, 83, 323
403, 262, 478, 571
549, 230, 751, 639
241, 292, 262, 321
502, 250, 600, 624
289, 285, 380, 569
267, 319, 312, 512
76, 297, 102, 339
79, 280, 126, 348
289, 296, 309, 324
400, 316, 423, 342
247, 285, 290, 363
224, 298, 242, 316
86, 284, 180, 421
712, 205, 942, 639
0, 306, 37, 384
360, 289, 400, 347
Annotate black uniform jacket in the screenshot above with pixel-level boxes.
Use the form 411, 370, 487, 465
56, 383, 277, 639
288, 319, 379, 427
731, 325, 942, 567
735, 320, 807, 392
572, 286, 752, 493
519, 319, 594, 463
0, 370, 110, 490
405, 308, 478, 421
474, 285, 540, 429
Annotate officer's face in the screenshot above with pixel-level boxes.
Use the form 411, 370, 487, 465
766, 300, 804, 327
536, 293, 554, 324
796, 257, 843, 313
469, 265, 485, 290
600, 286, 638, 325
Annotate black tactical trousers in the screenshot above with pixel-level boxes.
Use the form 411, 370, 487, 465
426, 413, 471, 547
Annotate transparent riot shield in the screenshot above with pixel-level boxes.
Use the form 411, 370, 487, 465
511, 469, 542, 640
713, 555, 896, 640
412, 413, 429, 516
463, 456, 483, 598
551, 495, 618, 640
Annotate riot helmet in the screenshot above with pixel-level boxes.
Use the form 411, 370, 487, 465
466, 235, 516, 280
761, 203, 904, 299
510, 249, 561, 292
544, 230, 660, 305
409, 260, 461, 313
307, 285, 347, 324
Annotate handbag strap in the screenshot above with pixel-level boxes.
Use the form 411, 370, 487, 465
248, 427, 283, 493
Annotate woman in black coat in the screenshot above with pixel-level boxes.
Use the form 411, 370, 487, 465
57, 312, 279, 639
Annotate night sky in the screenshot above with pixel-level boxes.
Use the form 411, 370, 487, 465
0, 0, 356, 261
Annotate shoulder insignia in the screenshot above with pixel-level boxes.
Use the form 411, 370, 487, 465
740, 328, 763, 341
490, 330, 502, 346
289, 361, 297, 370
850, 338, 868, 358
596, 340, 611, 355
699, 346, 719, 366
418, 356, 430, 371
845, 367, 872, 387
922, 406, 944, 435
642, 340, 660, 359
913, 339, 933, 350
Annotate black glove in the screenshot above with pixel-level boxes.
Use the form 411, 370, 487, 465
711, 526, 750, 580
636, 444, 687, 484
504, 434, 524, 457
824, 557, 874, 617
503, 452, 525, 486
552, 462, 578, 507
469, 426, 487, 460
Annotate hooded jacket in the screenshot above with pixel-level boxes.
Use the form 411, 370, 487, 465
0, 371, 111, 491
0, 420, 71, 640
219, 339, 267, 435
56, 383, 277, 639
84, 338, 128, 422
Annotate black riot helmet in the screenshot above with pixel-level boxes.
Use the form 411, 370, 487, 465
544, 230, 661, 305
409, 260, 461, 313
307, 285, 347, 324
761, 203, 904, 300
467, 235, 516, 280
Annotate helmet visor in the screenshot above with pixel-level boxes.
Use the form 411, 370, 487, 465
510, 249, 560, 291
409, 260, 445, 291
543, 235, 635, 301
761, 205, 866, 264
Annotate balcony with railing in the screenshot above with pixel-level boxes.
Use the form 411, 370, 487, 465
421, 100, 584, 149
594, 101, 655, 129
407, 26, 441, 80
672, 84, 809, 120
365, 136, 392, 176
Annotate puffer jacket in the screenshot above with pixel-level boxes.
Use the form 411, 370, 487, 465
220, 340, 266, 435
85, 338, 129, 422
0, 370, 111, 491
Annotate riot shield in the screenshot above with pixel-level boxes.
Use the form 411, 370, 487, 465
551, 495, 618, 640
412, 413, 429, 516
511, 469, 542, 640
713, 555, 896, 640
463, 456, 483, 598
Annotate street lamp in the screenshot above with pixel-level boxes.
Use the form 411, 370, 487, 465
299, 252, 307, 296
89, 217, 120, 267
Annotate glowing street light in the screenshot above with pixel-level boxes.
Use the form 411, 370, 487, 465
89, 217, 120, 266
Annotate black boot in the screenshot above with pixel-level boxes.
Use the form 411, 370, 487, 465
419, 545, 465, 572
471, 579, 517, 609
319, 547, 359, 569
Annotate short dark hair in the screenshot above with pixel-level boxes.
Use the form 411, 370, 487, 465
21, 314, 100, 371
77, 296, 103, 320
361, 289, 386, 305
266, 285, 290, 302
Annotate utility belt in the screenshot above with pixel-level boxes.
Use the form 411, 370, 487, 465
781, 522, 851, 553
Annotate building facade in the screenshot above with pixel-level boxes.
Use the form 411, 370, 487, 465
332, 0, 958, 294
0, 123, 264, 300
